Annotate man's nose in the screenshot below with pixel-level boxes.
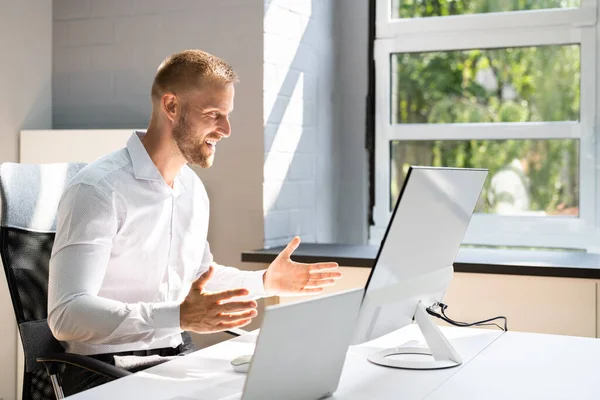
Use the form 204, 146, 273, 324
218, 117, 231, 138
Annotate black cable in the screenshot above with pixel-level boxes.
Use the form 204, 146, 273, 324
428, 308, 506, 331
440, 303, 507, 331
426, 302, 508, 332
466, 322, 505, 331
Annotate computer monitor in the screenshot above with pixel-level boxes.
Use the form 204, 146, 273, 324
351, 166, 488, 370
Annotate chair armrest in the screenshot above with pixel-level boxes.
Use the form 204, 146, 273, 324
37, 353, 133, 379
224, 328, 250, 337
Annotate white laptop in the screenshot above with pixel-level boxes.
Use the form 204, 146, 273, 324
192, 287, 364, 400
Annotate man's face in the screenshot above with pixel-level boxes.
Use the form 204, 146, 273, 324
172, 83, 234, 168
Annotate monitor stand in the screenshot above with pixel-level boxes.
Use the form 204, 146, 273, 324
367, 302, 462, 370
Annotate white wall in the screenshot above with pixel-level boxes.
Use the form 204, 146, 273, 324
0, 2, 52, 399
263, 0, 369, 247
0, 2, 52, 163
263, 0, 339, 247
334, 0, 369, 244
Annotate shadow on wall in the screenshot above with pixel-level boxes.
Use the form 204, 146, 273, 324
263, 0, 337, 248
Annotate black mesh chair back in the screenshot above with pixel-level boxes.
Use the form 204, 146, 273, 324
0, 162, 87, 400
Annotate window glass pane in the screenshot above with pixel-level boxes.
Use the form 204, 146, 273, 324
390, 139, 579, 217
392, 0, 581, 19
391, 45, 580, 124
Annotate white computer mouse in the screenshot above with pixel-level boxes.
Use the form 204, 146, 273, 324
230, 354, 253, 373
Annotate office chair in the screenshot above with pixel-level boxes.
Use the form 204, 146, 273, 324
0, 162, 132, 400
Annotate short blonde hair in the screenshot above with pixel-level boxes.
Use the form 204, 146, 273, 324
151, 49, 238, 101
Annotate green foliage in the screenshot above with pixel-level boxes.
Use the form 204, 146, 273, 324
390, 0, 581, 215
391, 139, 579, 214
393, 0, 581, 18
393, 46, 580, 124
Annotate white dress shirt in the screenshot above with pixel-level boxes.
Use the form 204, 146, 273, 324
48, 131, 266, 355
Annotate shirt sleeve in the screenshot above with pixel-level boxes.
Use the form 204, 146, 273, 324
196, 241, 268, 298
47, 183, 182, 346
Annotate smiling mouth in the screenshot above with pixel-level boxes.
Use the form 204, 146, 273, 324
205, 139, 218, 152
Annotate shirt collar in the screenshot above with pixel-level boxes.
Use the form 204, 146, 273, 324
126, 131, 189, 195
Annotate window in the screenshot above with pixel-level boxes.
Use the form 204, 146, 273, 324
372, 0, 599, 250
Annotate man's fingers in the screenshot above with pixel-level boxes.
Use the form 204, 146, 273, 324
216, 318, 253, 331
218, 309, 258, 322
280, 236, 301, 258
219, 300, 258, 313
307, 262, 339, 272
308, 271, 342, 280
299, 287, 324, 294
211, 288, 250, 302
193, 266, 214, 291
304, 278, 336, 288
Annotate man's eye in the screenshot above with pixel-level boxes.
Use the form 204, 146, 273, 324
211, 112, 220, 118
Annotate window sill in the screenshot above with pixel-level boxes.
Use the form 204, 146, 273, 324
242, 244, 600, 279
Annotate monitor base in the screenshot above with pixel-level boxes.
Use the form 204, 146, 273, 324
367, 301, 463, 370
367, 347, 461, 370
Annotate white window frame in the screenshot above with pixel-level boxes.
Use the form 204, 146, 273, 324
371, 0, 600, 251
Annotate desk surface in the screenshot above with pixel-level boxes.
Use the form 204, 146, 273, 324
67, 325, 501, 400
66, 325, 600, 400
426, 331, 600, 400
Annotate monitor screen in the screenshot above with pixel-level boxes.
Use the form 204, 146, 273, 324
352, 166, 488, 344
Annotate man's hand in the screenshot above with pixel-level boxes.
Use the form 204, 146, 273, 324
263, 236, 342, 296
180, 266, 258, 333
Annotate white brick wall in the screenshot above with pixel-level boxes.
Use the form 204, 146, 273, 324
67, 18, 114, 46
263, 0, 337, 246
53, 0, 259, 129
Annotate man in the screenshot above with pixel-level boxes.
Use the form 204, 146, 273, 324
48, 49, 341, 395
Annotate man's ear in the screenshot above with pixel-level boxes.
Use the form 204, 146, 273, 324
162, 93, 178, 123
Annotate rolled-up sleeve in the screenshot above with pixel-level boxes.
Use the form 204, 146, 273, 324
48, 183, 182, 346
196, 241, 268, 298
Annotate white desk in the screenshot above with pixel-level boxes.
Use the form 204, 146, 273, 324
426, 331, 600, 400
66, 325, 600, 400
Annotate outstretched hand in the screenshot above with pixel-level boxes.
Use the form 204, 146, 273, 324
263, 237, 342, 296
180, 266, 258, 333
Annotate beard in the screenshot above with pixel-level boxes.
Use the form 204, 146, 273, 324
172, 108, 214, 168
